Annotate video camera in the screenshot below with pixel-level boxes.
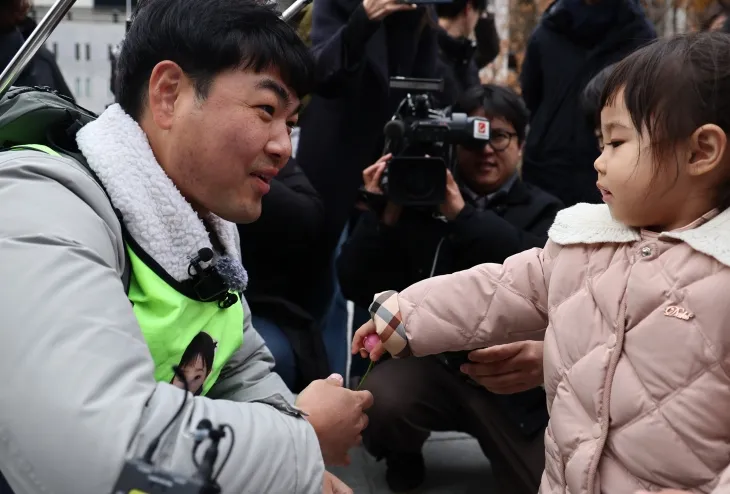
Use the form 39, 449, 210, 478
379, 77, 490, 207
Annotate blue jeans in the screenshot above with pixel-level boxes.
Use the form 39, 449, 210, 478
252, 315, 298, 391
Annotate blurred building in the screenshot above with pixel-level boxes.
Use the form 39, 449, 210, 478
30, 0, 127, 112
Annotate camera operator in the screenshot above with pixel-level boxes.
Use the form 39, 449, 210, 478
336, 84, 562, 493
294, 0, 442, 316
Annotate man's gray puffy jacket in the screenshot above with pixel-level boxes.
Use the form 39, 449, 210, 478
0, 150, 324, 493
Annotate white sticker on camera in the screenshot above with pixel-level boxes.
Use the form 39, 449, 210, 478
473, 119, 490, 140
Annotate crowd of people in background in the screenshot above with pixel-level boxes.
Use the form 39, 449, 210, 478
3, 0, 730, 492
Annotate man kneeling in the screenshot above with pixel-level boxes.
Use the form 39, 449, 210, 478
0, 0, 370, 492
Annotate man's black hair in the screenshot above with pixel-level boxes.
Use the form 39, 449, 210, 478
435, 0, 487, 20
116, 0, 315, 120
453, 84, 529, 144
582, 64, 615, 129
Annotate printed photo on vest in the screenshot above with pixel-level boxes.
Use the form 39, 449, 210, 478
172, 331, 218, 395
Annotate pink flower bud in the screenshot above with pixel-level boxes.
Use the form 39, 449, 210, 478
364, 334, 380, 353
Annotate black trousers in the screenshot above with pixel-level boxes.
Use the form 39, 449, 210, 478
361, 356, 546, 494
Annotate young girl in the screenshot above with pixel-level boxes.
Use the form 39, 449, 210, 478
353, 32, 730, 494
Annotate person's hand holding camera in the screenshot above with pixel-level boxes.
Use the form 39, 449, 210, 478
362, 0, 417, 21
363, 154, 403, 226
439, 169, 466, 221
295, 373, 373, 466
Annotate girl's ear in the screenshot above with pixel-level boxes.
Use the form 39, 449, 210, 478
687, 124, 727, 177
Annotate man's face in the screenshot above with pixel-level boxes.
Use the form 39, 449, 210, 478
152, 67, 300, 224
455, 108, 521, 195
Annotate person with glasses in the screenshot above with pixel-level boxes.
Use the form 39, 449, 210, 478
336, 83, 563, 494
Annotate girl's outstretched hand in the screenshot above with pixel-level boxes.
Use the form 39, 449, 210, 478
351, 320, 386, 361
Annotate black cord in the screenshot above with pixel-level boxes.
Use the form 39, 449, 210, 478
213, 424, 235, 481
143, 365, 189, 463
192, 440, 203, 470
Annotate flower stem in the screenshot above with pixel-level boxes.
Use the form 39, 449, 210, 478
357, 360, 375, 390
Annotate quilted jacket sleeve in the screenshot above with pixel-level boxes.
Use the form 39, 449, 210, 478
369, 243, 559, 358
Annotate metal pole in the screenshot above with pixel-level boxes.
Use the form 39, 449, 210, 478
0, 0, 76, 99
281, 0, 313, 22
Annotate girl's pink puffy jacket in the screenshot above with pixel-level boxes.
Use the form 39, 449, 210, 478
370, 204, 730, 494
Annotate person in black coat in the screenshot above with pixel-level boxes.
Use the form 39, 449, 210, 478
0, 4, 73, 99
432, 0, 499, 108
18, 16, 74, 100
294, 0, 442, 320
339, 84, 562, 493
237, 157, 330, 392
519, 0, 655, 207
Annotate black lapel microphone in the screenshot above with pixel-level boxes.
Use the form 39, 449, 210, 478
187, 248, 238, 309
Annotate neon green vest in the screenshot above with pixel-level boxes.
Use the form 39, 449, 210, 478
127, 247, 243, 396
15, 144, 244, 396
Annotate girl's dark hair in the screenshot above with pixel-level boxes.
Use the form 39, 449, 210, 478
599, 32, 730, 206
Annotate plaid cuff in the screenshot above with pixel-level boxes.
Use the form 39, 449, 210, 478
369, 290, 412, 358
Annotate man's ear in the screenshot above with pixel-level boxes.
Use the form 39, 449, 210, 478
147, 61, 187, 131
687, 124, 727, 177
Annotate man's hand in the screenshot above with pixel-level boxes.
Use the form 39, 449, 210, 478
439, 169, 466, 221
362, 154, 402, 226
460, 341, 544, 394
295, 373, 374, 466
362, 0, 416, 21
322, 471, 353, 494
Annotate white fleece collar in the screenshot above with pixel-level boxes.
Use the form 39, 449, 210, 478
548, 203, 730, 268
76, 104, 248, 288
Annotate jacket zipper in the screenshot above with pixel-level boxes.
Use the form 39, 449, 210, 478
585, 282, 629, 493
